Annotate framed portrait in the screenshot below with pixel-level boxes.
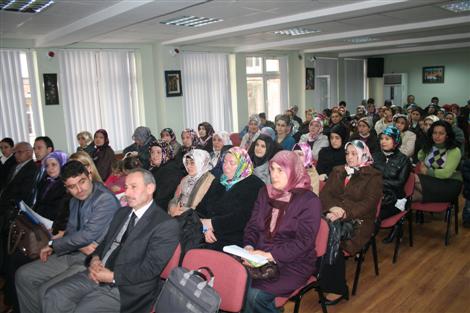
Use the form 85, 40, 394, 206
43, 73, 60, 105
164, 70, 182, 97
422, 66, 445, 84
306, 67, 315, 90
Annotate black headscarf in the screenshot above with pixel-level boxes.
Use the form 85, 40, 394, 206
248, 134, 281, 168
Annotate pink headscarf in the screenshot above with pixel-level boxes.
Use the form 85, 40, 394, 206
267, 151, 311, 202
292, 143, 313, 168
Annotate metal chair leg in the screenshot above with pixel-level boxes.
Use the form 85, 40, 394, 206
392, 223, 403, 264
454, 200, 459, 235
371, 237, 379, 275
445, 207, 451, 246
408, 210, 413, 247
352, 250, 364, 296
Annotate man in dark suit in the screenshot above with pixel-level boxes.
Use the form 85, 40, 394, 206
42, 168, 179, 313
16, 161, 119, 313
0, 137, 17, 191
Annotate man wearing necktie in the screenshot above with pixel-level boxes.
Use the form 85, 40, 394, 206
43, 168, 180, 313
16, 161, 119, 313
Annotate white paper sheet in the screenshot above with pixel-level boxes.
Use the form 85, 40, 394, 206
19, 201, 54, 230
223, 245, 269, 267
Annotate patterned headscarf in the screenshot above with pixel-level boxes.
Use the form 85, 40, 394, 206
181, 128, 199, 152
382, 125, 401, 149
160, 128, 177, 144
344, 140, 374, 174
307, 117, 324, 142
213, 131, 232, 146
220, 147, 254, 190
266, 151, 311, 201
149, 139, 174, 166
292, 143, 313, 168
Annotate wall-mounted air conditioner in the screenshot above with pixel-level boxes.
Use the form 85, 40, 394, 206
383, 73, 408, 106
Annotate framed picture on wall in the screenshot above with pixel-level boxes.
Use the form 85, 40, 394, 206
306, 67, 315, 90
422, 66, 445, 84
164, 70, 182, 97
43, 73, 60, 105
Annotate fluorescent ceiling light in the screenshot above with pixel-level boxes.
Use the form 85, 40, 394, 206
0, 0, 54, 13
273, 27, 321, 36
441, 0, 470, 13
160, 15, 223, 28
346, 37, 378, 44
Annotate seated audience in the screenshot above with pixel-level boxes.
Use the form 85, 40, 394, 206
69, 151, 103, 182
160, 127, 181, 156
168, 149, 214, 217
0, 137, 16, 190
324, 109, 344, 137
248, 135, 281, 185
349, 117, 379, 154
240, 114, 261, 151
210, 145, 234, 180
197, 147, 264, 251
197, 122, 215, 153
374, 107, 393, 135
33, 136, 54, 167
242, 151, 321, 313
316, 124, 348, 180
42, 169, 179, 313
408, 106, 424, 134
260, 126, 276, 141
444, 112, 466, 156
294, 108, 314, 142
75, 131, 95, 156
123, 126, 156, 169
105, 156, 142, 195
259, 112, 276, 130
210, 131, 232, 168
4, 151, 71, 313
436, 108, 446, 120
293, 143, 320, 195
393, 114, 417, 158
319, 140, 382, 304
413, 121, 463, 203
299, 117, 329, 164
149, 139, 184, 210
373, 126, 411, 237
275, 115, 295, 150
92, 129, 115, 181
366, 100, 381, 127
174, 128, 199, 166
16, 161, 119, 313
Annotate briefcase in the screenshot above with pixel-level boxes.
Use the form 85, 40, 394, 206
154, 266, 221, 313
8, 214, 49, 259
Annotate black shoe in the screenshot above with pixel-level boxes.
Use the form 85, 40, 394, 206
323, 287, 349, 306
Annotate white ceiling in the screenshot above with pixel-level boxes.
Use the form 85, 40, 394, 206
1, 0, 470, 56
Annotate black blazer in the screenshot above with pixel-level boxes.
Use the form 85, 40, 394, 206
196, 174, 264, 251
0, 159, 37, 209
0, 155, 17, 191
93, 202, 179, 313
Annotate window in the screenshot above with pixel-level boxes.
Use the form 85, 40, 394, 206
0, 49, 40, 144
246, 56, 287, 120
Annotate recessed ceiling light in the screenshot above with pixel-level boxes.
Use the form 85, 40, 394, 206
160, 15, 223, 28
346, 37, 378, 44
273, 27, 321, 36
441, 0, 470, 13
0, 0, 54, 13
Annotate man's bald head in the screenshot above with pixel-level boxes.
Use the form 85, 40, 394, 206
14, 142, 33, 163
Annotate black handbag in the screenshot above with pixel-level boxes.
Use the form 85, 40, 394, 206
8, 213, 49, 259
233, 256, 280, 280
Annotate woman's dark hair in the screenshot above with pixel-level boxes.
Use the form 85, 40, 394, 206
197, 122, 215, 140
247, 134, 281, 167
423, 120, 458, 153
123, 156, 142, 171
1, 137, 14, 147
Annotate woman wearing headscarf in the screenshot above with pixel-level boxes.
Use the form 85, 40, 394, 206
299, 117, 329, 164
160, 127, 182, 156
75, 131, 95, 156
168, 149, 215, 216
197, 147, 264, 251
248, 135, 281, 185
294, 109, 314, 142
319, 140, 382, 305
210, 131, 232, 169
197, 121, 215, 153
149, 139, 184, 210
4, 151, 71, 313
444, 112, 466, 156
373, 126, 411, 242
240, 114, 262, 151
349, 117, 379, 154
293, 143, 320, 196
123, 126, 156, 169
242, 151, 321, 313
393, 114, 417, 158
92, 129, 115, 181
316, 124, 348, 180
174, 128, 199, 167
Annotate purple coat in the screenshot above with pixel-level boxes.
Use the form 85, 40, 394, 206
243, 186, 321, 296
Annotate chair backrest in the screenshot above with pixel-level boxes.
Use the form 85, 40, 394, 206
404, 174, 415, 198
160, 244, 181, 280
230, 133, 241, 147
315, 218, 329, 257
182, 249, 248, 313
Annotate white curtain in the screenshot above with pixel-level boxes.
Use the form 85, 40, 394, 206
59, 49, 139, 152
181, 52, 232, 132
0, 49, 40, 143
344, 59, 365, 111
